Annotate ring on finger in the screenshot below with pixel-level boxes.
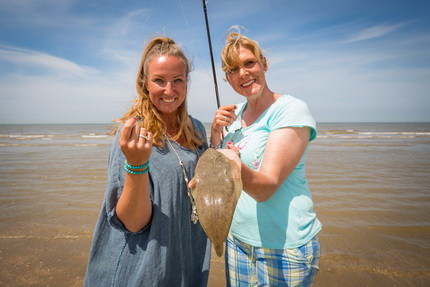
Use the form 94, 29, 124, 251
224, 116, 228, 122
139, 135, 149, 140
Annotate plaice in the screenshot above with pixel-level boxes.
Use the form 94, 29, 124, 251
190, 148, 242, 257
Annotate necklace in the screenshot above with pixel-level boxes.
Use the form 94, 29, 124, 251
164, 135, 199, 224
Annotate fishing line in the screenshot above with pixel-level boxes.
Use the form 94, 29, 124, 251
141, 0, 156, 28
177, 0, 214, 85
178, 0, 227, 137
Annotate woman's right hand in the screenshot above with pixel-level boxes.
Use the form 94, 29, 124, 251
117, 117, 153, 232
119, 117, 153, 166
212, 105, 237, 134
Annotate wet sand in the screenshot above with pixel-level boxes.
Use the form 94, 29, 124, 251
208, 229, 430, 287
2, 234, 429, 286
1, 123, 430, 286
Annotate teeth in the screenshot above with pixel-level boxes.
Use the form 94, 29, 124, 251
242, 80, 254, 87
162, 98, 175, 103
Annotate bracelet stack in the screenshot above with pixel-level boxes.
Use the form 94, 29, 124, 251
124, 160, 150, 175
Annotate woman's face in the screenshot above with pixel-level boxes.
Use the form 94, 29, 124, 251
226, 46, 267, 98
146, 55, 187, 116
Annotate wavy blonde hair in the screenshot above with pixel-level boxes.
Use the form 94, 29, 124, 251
115, 36, 204, 149
221, 26, 265, 73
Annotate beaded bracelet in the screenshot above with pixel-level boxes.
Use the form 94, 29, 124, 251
124, 165, 150, 175
124, 160, 149, 170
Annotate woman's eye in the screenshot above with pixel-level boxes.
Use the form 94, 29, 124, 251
229, 67, 238, 73
244, 61, 255, 68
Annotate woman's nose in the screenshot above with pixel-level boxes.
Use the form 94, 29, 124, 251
164, 82, 174, 95
239, 67, 248, 77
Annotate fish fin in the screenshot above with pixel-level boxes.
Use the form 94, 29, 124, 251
189, 177, 196, 189
214, 243, 224, 257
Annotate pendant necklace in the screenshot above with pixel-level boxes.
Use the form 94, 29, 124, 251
164, 135, 199, 224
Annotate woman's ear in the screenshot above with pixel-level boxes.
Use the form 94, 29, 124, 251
262, 56, 268, 72
224, 73, 231, 83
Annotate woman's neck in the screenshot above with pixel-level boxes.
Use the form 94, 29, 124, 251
242, 89, 280, 127
162, 114, 180, 137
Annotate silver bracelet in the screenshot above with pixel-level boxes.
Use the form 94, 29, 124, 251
209, 143, 222, 149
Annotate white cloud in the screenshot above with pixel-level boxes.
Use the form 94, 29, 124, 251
345, 23, 405, 43
1, 0, 429, 123
0, 46, 136, 124
0, 46, 98, 78
0, 71, 135, 124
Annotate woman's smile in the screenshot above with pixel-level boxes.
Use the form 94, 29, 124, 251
242, 79, 255, 88
161, 97, 176, 103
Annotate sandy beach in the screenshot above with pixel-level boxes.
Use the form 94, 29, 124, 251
1, 123, 430, 286
1, 235, 429, 286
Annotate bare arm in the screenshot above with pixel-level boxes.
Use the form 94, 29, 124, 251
223, 127, 310, 202
116, 118, 153, 232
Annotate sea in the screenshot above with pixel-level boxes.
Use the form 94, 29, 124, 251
1, 122, 429, 286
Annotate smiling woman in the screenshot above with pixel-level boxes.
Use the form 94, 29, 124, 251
210, 27, 321, 287
84, 36, 211, 287
147, 55, 188, 119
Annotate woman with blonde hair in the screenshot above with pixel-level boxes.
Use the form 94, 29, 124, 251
211, 27, 322, 286
85, 36, 211, 286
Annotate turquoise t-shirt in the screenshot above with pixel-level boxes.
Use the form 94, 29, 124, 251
222, 95, 321, 249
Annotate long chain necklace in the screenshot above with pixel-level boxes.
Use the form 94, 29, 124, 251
164, 135, 199, 224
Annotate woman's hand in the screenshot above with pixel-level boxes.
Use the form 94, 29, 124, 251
116, 117, 153, 233
217, 145, 242, 174
119, 117, 153, 166
211, 105, 237, 146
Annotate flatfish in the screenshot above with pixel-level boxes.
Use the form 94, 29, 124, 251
190, 148, 242, 257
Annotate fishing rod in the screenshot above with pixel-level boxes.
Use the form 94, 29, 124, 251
201, 0, 221, 109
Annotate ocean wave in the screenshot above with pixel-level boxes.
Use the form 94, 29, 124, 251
321, 130, 430, 136
0, 134, 112, 140
0, 143, 107, 147
358, 131, 430, 136
81, 134, 109, 139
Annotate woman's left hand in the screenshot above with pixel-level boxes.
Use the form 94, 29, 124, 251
218, 144, 242, 173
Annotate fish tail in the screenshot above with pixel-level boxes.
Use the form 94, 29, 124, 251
214, 243, 224, 257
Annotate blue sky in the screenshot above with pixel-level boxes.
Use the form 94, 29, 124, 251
0, 0, 429, 124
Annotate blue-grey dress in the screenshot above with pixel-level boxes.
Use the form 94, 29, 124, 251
84, 116, 211, 287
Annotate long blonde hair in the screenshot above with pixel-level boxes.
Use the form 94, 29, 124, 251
221, 26, 265, 73
116, 36, 204, 149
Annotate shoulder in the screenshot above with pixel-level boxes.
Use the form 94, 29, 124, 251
271, 95, 312, 117
269, 95, 317, 141
188, 115, 205, 132
275, 95, 308, 109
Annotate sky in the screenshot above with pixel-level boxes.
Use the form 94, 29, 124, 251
0, 0, 429, 124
